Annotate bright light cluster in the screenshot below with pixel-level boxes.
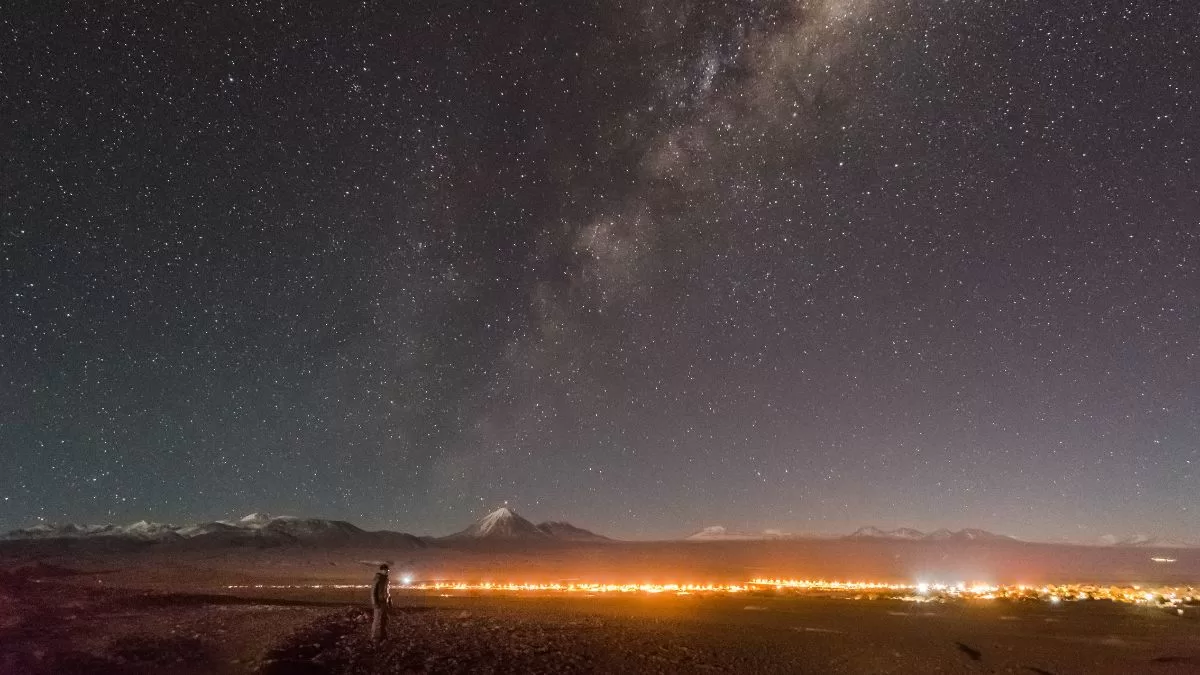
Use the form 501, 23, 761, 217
413, 581, 747, 594
221, 579, 1197, 607
750, 578, 912, 591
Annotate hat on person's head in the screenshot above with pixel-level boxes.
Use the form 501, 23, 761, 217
379, 563, 389, 571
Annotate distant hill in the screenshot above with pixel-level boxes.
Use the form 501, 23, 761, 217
535, 521, 610, 542
681, 526, 1021, 543
1098, 534, 1198, 549
686, 526, 791, 541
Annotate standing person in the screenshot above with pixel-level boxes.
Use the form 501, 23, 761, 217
371, 563, 390, 641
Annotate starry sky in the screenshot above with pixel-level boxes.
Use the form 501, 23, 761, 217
2, 0, 1197, 541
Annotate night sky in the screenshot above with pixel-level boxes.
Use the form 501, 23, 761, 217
2, 0, 1197, 541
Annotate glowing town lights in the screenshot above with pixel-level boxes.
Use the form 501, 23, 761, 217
215, 579, 1198, 607
749, 579, 912, 592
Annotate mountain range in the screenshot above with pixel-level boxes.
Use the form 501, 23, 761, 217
1, 513, 425, 550
0, 508, 611, 550
683, 525, 1018, 542
4, 511, 1195, 549
847, 526, 1018, 542
686, 525, 1198, 548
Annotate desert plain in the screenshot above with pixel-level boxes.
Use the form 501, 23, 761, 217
2, 538, 1198, 674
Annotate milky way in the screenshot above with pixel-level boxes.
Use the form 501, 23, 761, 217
2, 0, 1197, 541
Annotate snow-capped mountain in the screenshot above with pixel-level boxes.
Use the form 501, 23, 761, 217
174, 521, 242, 538
850, 526, 925, 540
445, 507, 549, 540
849, 527, 1015, 542
238, 512, 274, 527
257, 516, 364, 540
121, 521, 182, 540
443, 508, 611, 542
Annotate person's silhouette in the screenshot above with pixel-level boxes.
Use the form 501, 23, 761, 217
371, 563, 390, 641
